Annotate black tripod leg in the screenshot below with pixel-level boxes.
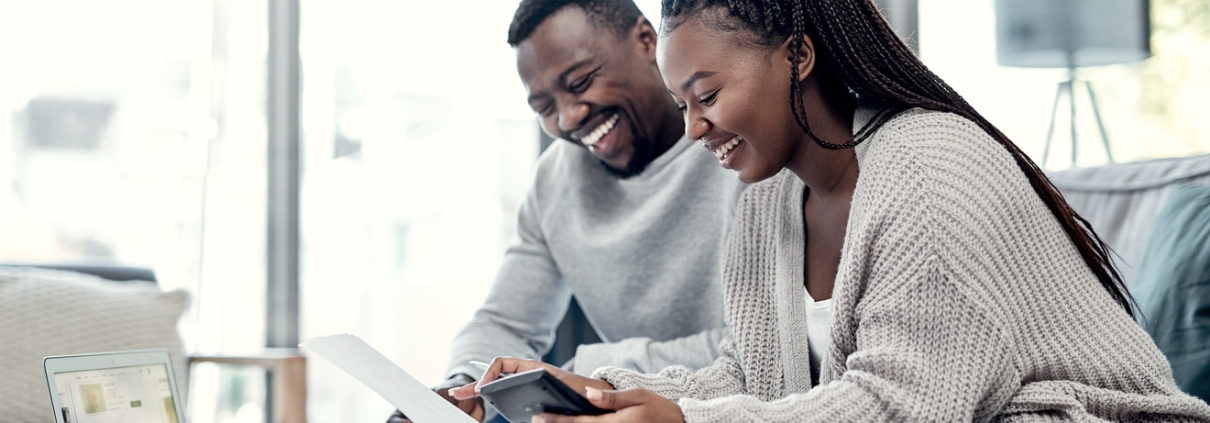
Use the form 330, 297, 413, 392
1085, 80, 1115, 163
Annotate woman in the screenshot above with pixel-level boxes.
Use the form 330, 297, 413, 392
451, 0, 1210, 421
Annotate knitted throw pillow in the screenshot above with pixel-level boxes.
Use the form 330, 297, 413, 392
0, 266, 189, 423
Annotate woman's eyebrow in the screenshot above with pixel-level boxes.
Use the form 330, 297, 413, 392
680, 70, 718, 92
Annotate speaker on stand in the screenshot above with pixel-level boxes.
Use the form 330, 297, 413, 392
995, 0, 1151, 168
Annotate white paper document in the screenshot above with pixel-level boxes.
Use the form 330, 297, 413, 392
300, 334, 477, 423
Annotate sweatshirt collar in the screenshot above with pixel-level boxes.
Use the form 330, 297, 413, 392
624, 133, 695, 181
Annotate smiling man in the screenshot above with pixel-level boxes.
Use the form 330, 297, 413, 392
387, 0, 745, 422
515, 1, 684, 178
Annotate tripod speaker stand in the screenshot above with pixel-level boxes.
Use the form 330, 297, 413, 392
995, 0, 1151, 168
1043, 69, 1115, 168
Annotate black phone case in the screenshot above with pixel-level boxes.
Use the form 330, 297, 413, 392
477, 368, 609, 423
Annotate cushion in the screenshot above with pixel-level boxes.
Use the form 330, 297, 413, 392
1132, 184, 1210, 402
1049, 153, 1210, 285
0, 266, 189, 423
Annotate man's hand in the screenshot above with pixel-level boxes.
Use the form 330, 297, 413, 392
447, 357, 614, 400
386, 374, 485, 423
537, 387, 685, 423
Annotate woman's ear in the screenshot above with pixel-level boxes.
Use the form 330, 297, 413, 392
782, 34, 816, 82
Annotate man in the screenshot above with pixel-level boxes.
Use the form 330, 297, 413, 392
390, 0, 745, 421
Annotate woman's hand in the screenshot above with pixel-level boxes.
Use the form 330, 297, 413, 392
536, 387, 685, 423
446, 357, 683, 422
447, 357, 613, 400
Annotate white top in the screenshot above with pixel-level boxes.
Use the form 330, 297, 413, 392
804, 291, 834, 385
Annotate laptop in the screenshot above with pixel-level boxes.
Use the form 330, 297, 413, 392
43, 349, 186, 423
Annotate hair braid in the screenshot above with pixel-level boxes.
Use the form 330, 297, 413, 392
661, 0, 1135, 318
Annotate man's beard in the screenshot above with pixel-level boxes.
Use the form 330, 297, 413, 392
598, 124, 656, 179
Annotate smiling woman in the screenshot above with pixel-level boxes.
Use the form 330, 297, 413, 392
656, 0, 1141, 314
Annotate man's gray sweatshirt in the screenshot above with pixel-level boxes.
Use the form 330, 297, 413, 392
446, 135, 746, 380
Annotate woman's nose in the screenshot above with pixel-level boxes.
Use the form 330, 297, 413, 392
686, 114, 712, 142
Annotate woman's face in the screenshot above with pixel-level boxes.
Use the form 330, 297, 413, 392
657, 15, 805, 184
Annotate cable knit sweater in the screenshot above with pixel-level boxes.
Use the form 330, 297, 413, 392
592, 108, 1210, 422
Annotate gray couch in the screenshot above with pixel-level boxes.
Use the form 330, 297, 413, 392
1049, 153, 1210, 285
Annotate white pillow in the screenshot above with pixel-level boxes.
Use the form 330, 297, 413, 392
0, 266, 189, 423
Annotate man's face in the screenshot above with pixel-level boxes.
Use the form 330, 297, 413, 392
516, 7, 669, 177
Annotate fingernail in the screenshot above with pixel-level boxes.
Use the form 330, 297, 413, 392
532, 416, 546, 423
585, 387, 602, 401
474, 384, 481, 393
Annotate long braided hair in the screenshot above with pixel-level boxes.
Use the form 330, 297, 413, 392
662, 0, 1136, 317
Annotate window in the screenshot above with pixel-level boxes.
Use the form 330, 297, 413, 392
297, 1, 539, 420
296, 1, 667, 420
918, 0, 1210, 169
0, 0, 271, 421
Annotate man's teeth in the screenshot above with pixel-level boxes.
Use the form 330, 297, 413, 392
713, 137, 743, 159
581, 114, 620, 146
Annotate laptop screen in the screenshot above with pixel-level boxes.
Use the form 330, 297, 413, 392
52, 363, 179, 423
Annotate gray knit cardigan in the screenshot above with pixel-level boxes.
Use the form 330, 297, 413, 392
592, 108, 1210, 422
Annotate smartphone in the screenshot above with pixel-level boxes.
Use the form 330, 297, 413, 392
477, 368, 610, 423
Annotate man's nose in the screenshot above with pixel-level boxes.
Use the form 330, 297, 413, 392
557, 103, 590, 133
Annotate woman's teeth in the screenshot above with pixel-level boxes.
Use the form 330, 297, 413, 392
713, 137, 742, 159
581, 114, 620, 146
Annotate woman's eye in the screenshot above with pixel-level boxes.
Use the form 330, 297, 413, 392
676, 103, 687, 112
698, 91, 718, 105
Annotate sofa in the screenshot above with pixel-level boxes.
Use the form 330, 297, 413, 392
1049, 152, 1210, 401
1049, 153, 1210, 285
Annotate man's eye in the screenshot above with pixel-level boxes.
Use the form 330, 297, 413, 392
570, 75, 593, 93
536, 104, 554, 117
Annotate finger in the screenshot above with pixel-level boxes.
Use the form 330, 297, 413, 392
475, 357, 510, 389
585, 387, 648, 411
436, 374, 475, 390
474, 357, 555, 392
448, 381, 480, 400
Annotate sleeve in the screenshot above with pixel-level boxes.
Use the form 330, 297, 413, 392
590, 333, 749, 402
445, 181, 573, 380
571, 326, 729, 377
673, 255, 1018, 422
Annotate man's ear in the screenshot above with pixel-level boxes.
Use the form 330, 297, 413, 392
781, 34, 817, 82
634, 16, 658, 62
